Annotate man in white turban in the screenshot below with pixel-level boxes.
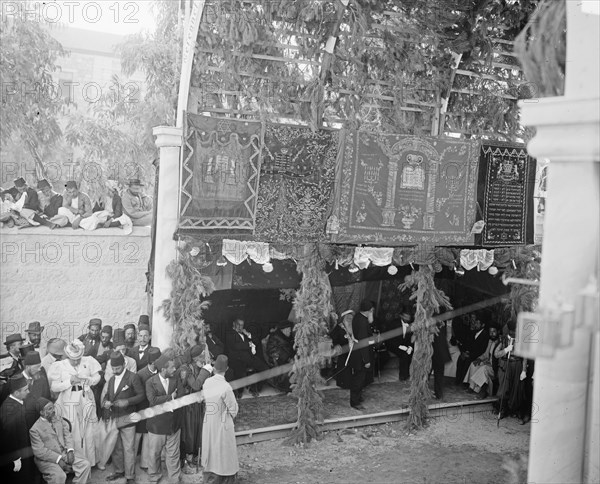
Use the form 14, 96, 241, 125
48, 340, 101, 466
79, 180, 132, 233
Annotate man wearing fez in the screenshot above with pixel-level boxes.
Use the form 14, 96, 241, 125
0, 374, 35, 483
135, 347, 161, 470
146, 354, 182, 483
348, 300, 374, 410
54, 180, 93, 229
124, 323, 137, 350
122, 178, 153, 226
30, 397, 91, 484
22, 351, 52, 429
48, 340, 101, 466
78, 319, 102, 358
35, 178, 63, 229
41, 339, 66, 374
104, 330, 137, 383
201, 355, 239, 484
103, 352, 144, 484
129, 322, 155, 370
179, 344, 213, 473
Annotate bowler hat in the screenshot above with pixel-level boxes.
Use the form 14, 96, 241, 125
214, 354, 228, 372
24, 351, 41, 366
9, 374, 28, 392
65, 180, 78, 189
26, 321, 44, 334
4, 334, 24, 347
37, 179, 51, 190
13, 177, 26, 188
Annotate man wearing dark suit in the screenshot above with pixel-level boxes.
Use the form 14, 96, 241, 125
456, 314, 489, 386
29, 397, 91, 484
432, 321, 452, 400
145, 355, 182, 483
103, 351, 144, 483
226, 319, 269, 397
395, 313, 414, 381
134, 347, 161, 470
0, 374, 35, 484
348, 300, 374, 410
204, 322, 225, 360
0, 334, 25, 406
22, 352, 51, 429
78, 319, 102, 358
127, 323, 156, 370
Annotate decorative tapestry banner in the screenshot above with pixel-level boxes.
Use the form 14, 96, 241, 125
180, 114, 263, 231
329, 131, 479, 245
254, 123, 339, 243
477, 142, 536, 246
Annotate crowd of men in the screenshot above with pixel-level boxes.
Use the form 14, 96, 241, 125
328, 301, 535, 422
0, 177, 153, 231
0, 317, 240, 484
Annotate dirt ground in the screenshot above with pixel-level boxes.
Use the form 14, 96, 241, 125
88, 410, 529, 484
236, 412, 530, 484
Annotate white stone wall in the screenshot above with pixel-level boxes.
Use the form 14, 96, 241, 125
0, 226, 151, 344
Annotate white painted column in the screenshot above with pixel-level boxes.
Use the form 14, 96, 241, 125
520, 3, 599, 483
151, 126, 183, 350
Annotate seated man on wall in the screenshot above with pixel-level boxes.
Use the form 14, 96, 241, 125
52, 180, 93, 229
263, 321, 295, 393
226, 318, 269, 397
33, 179, 62, 229
122, 179, 153, 227
3, 177, 41, 227
80, 180, 132, 232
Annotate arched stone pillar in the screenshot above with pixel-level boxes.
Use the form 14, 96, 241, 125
151, 126, 183, 350
520, 3, 599, 483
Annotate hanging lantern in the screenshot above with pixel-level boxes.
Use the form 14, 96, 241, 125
488, 266, 499, 275
387, 265, 398, 275
262, 262, 273, 273
189, 246, 200, 257
216, 255, 228, 267
348, 263, 360, 273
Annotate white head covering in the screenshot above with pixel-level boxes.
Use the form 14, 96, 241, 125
64, 340, 85, 359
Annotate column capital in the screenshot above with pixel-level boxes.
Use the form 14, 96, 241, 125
153, 126, 183, 149
520, 97, 600, 162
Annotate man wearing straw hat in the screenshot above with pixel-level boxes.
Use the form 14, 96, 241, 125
201, 354, 239, 484
48, 340, 101, 466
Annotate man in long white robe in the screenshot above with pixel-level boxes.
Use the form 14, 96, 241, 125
463, 326, 501, 397
48, 340, 101, 466
202, 355, 239, 484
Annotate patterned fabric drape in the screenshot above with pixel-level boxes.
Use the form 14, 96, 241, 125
329, 131, 479, 245
477, 142, 536, 246
254, 123, 339, 243
180, 114, 263, 231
